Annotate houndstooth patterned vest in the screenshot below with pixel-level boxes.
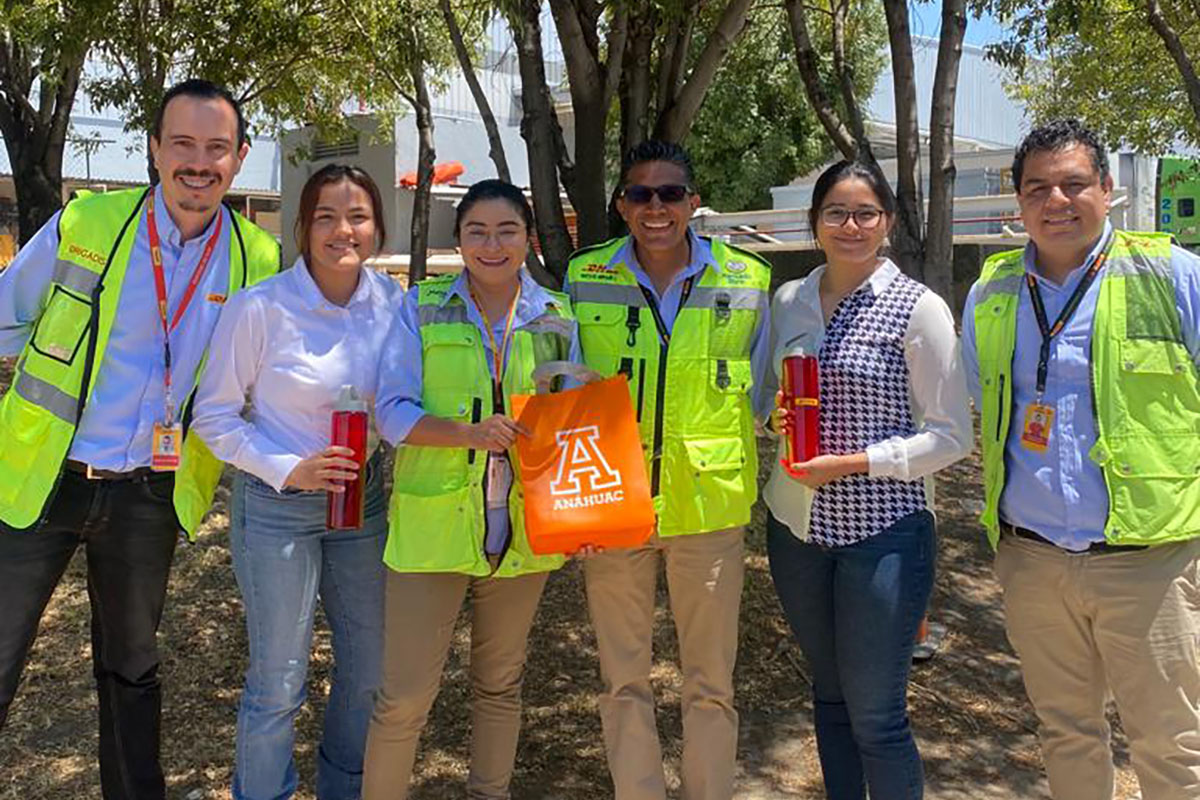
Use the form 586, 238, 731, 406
809, 271, 928, 546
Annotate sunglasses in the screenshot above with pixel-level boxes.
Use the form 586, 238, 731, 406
622, 184, 691, 204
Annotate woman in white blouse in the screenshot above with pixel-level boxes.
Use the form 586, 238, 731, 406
764, 159, 972, 800
191, 164, 400, 800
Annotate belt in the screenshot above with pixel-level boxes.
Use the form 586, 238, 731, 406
64, 459, 163, 482
999, 521, 1148, 554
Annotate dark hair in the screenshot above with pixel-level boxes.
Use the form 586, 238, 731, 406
807, 159, 897, 233
1012, 119, 1109, 192
295, 164, 387, 264
619, 140, 695, 188
454, 179, 535, 237
153, 79, 248, 149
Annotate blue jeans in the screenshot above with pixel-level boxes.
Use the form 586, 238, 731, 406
230, 462, 386, 800
767, 509, 935, 800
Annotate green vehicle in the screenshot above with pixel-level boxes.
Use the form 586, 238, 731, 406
1159, 156, 1200, 247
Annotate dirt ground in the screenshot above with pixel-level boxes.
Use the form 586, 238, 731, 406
0, 356, 1143, 799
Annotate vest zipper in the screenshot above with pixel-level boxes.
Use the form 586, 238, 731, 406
995, 374, 1005, 441
468, 397, 482, 464
638, 277, 696, 497
636, 359, 647, 422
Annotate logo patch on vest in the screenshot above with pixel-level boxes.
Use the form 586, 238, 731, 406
67, 243, 106, 267
580, 262, 621, 282
549, 425, 625, 511
725, 260, 747, 273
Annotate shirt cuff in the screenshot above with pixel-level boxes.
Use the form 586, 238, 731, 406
378, 403, 426, 446
867, 438, 905, 480
255, 453, 304, 493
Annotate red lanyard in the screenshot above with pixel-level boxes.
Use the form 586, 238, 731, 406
470, 282, 521, 410
146, 198, 224, 421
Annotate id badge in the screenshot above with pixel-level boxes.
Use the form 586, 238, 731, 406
151, 422, 182, 471
1020, 403, 1054, 453
485, 453, 513, 509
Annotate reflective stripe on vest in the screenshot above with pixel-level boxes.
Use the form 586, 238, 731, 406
385, 273, 573, 577
975, 230, 1200, 547
567, 235, 770, 536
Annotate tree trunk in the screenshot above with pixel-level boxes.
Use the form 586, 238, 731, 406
925, 0, 968, 304
0, 37, 86, 243
881, 0, 925, 279
509, 0, 575, 282
783, 0, 860, 159
440, 0, 511, 182
408, 62, 436, 284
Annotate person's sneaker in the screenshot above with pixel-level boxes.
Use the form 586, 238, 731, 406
912, 621, 946, 663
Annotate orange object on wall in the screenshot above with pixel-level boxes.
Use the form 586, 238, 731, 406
399, 161, 465, 187
510, 376, 656, 555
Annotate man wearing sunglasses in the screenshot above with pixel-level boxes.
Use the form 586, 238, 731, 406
566, 140, 771, 800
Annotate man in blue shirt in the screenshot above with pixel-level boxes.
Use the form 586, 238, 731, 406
0, 81, 276, 799
963, 120, 1200, 800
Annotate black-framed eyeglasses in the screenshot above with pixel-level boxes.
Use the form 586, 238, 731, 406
819, 207, 885, 229
623, 184, 691, 204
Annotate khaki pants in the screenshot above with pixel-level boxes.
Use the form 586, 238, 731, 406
995, 534, 1200, 800
362, 569, 549, 800
584, 528, 745, 800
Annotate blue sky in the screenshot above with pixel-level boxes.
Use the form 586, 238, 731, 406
909, 5, 1008, 47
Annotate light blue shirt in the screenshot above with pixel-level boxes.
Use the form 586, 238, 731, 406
0, 185, 238, 470
564, 229, 773, 418
962, 223, 1200, 550
375, 268, 583, 553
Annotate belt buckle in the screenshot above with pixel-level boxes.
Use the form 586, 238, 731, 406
84, 463, 101, 481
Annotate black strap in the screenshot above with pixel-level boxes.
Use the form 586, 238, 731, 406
1027, 233, 1114, 395
637, 275, 696, 348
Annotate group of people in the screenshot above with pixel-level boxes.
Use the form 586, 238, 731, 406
0, 77, 1196, 800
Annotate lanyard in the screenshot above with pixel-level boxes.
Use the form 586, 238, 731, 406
146, 198, 224, 421
469, 283, 522, 410
637, 275, 696, 348
1026, 233, 1114, 397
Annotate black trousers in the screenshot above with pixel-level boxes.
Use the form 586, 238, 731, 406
0, 469, 179, 800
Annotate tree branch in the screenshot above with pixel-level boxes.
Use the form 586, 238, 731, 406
655, 0, 754, 141
782, 0, 858, 158
1147, 0, 1200, 129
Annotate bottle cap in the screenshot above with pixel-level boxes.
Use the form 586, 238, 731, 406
334, 384, 367, 412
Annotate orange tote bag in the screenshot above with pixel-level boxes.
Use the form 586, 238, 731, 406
510, 375, 656, 555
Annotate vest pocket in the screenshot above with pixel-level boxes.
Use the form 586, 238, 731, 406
708, 308, 756, 359
710, 358, 753, 394
0, 392, 54, 506
674, 436, 751, 532
30, 285, 92, 365
385, 484, 482, 572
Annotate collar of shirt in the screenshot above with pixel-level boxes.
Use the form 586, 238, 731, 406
794, 257, 902, 310
151, 183, 224, 252
290, 256, 377, 311
1022, 221, 1113, 292
441, 267, 562, 332
614, 228, 714, 296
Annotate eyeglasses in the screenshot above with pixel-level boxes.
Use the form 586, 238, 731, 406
622, 184, 691, 204
819, 207, 885, 229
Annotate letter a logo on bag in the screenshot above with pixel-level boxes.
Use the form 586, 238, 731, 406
550, 426, 622, 498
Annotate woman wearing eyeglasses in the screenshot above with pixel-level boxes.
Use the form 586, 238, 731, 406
364, 179, 580, 799
763, 159, 971, 799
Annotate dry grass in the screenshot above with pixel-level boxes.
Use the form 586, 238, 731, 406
0, 355, 1141, 798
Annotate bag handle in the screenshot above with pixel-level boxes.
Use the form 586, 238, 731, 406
530, 360, 606, 394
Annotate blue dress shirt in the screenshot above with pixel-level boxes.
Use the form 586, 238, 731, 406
0, 185, 237, 470
962, 223, 1200, 550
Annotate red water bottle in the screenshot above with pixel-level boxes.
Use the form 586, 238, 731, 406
326, 385, 368, 530
782, 353, 820, 464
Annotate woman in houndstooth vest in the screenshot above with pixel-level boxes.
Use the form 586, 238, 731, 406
762, 159, 973, 800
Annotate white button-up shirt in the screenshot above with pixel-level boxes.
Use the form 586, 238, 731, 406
191, 258, 403, 490
762, 259, 973, 538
